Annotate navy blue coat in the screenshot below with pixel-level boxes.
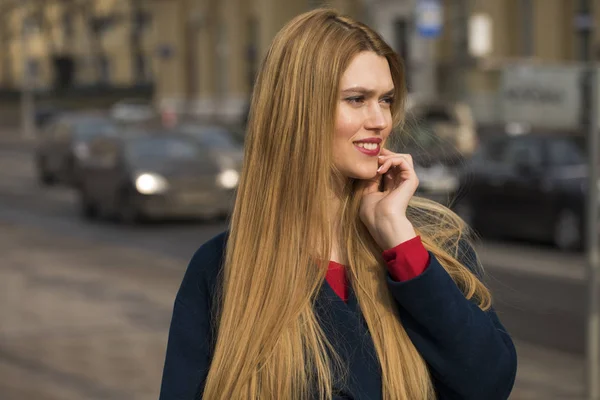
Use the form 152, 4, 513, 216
159, 232, 517, 399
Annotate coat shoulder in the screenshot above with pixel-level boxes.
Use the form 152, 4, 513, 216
184, 230, 229, 294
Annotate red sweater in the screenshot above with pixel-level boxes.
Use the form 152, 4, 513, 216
325, 236, 429, 302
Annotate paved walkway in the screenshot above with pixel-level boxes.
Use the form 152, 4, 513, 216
0, 221, 181, 400
0, 220, 587, 399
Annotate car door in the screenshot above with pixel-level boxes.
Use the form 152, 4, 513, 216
466, 135, 512, 230
84, 137, 121, 209
545, 136, 587, 229
500, 136, 546, 238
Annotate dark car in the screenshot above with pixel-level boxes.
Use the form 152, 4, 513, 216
77, 130, 240, 223
391, 119, 464, 206
34, 112, 119, 186
177, 123, 244, 163
453, 130, 588, 250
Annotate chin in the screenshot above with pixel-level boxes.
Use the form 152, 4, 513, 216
345, 166, 378, 180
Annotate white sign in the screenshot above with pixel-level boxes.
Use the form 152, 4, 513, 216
500, 64, 600, 129
469, 14, 492, 57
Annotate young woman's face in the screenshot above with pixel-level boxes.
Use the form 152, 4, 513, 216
333, 51, 395, 180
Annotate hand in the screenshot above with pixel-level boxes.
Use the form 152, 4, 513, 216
358, 148, 419, 250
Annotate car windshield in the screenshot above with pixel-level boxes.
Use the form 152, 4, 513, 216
397, 119, 451, 152
126, 137, 201, 160
179, 125, 239, 149
74, 119, 118, 139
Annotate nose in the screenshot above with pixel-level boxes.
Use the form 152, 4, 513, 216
364, 103, 388, 132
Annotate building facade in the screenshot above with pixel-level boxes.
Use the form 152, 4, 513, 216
2, 0, 600, 124
0, 0, 154, 91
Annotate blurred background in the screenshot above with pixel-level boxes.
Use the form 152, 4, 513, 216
0, 0, 599, 399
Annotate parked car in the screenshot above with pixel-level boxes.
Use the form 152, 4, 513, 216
77, 129, 240, 223
391, 119, 464, 206
453, 129, 588, 250
34, 105, 70, 128
110, 98, 156, 123
405, 98, 478, 158
35, 112, 119, 186
177, 123, 244, 163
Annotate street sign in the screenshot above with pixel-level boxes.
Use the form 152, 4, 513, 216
416, 0, 443, 38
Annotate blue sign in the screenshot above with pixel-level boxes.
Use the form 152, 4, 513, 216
416, 0, 443, 38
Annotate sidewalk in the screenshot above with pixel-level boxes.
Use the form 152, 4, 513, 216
0, 125, 37, 152
0, 217, 586, 399
512, 341, 584, 399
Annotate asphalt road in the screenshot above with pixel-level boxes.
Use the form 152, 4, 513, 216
0, 146, 589, 357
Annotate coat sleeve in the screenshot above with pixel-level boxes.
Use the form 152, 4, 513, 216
159, 237, 223, 400
387, 242, 517, 400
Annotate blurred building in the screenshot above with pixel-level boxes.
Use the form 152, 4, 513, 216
149, 0, 365, 121
2, 0, 600, 125
436, 0, 600, 126
0, 0, 153, 91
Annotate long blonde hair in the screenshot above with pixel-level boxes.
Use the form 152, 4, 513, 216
202, 9, 491, 400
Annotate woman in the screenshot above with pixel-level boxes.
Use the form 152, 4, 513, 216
160, 8, 517, 400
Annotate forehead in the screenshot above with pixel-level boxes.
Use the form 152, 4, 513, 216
339, 52, 394, 90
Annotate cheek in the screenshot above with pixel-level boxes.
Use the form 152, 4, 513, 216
334, 107, 362, 141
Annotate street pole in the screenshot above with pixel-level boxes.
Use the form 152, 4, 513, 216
578, 0, 600, 398
521, 0, 534, 57
450, 0, 469, 102
20, 3, 34, 140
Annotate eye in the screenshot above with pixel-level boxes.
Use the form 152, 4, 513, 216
381, 96, 395, 105
345, 96, 365, 105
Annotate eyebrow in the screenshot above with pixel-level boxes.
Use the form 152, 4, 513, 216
341, 87, 395, 96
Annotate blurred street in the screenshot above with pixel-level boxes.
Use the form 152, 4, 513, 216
0, 132, 588, 399
1, 0, 599, 398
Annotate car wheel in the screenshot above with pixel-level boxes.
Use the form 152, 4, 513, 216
37, 156, 56, 185
116, 188, 142, 225
553, 208, 582, 251
79, 187, 99, 220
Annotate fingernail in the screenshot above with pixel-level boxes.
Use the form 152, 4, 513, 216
377, 166, 382, 172
378, 156, 384, 159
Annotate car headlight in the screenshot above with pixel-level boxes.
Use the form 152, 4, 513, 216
217, 169, 239, 189
420, 176, 459, 192
135, 173, 169, 194
73, 143, 90, 160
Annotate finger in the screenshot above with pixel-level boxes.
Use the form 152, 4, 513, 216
379, 148, 395, 157
385, 159, 418, 192
383, 168, 396, 192
403, 153, 413, 168
377, 158, 394, 175
377, 155, 413, 175
379, 153, 413, 168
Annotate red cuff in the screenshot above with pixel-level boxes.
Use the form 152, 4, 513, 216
382, 236, 430, 282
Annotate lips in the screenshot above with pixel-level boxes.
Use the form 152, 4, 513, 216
353, 138, 382, 156
354, 138, 381, 157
